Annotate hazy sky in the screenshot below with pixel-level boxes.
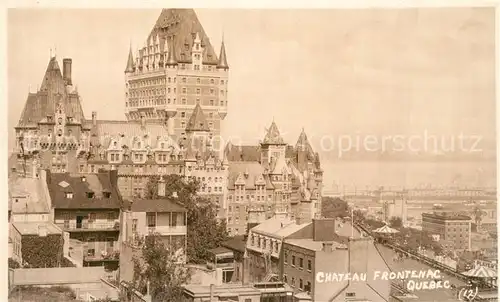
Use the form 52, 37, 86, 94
7, 8, 496, 154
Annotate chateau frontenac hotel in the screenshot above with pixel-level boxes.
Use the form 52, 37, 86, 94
11, 9, 323, 234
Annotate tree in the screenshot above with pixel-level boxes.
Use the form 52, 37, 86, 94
321, 197, 349, 218
145, 174, 228, 264
389, 216, 403, 229
132, 233, 191, 302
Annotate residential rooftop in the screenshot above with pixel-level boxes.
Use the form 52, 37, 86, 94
12, 221, 62, 236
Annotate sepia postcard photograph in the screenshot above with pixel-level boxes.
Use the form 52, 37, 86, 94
4, 4, 498, 302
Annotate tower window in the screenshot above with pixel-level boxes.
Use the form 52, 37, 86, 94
196, 88, 201, 95
197, 78, 200, 84
210, 79, 215, 85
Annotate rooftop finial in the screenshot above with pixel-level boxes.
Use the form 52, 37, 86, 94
50, 48, 52, 58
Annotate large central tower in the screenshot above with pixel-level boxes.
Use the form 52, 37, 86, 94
124, 9, 229, 151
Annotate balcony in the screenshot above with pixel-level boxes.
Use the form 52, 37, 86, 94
147, 225, 187, 235
59, 221, 120, 232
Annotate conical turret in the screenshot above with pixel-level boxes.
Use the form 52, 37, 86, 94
125, 44, 135, 73
217, 37, 229, 70
166, 36, 178, 66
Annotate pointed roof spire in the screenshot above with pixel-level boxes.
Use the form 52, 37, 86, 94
217, 34, 229, 70
186, 103, 210, 132
295, 128, 313, 153
125, 43, 135, 73
166, 35, 178, 66
262, 121, 285, 145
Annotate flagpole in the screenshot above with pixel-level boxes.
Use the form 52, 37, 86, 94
351, 208, 354, 238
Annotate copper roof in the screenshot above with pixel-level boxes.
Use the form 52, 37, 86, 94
217, 40, 229, 69
17, 57, 86, 128
125, 45, 135, 73
262, 121, 285, 145
148, 9, 218, 65
165, 35, 178, 66
186, 103, 210, 132
295, 129, 315, 156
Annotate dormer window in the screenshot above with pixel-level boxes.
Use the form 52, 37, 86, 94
65, 192, 73, 199
103, 191, 111, 198
87, 192, 95, 199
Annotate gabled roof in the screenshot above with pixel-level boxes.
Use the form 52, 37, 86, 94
262, 121, 285, 145
148, 9, 218, 65
48, 171, 121, 209
17, 57, 86, 128
186, 104, 210, 132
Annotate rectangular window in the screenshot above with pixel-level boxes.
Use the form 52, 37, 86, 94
132, 219, 137, 232
107, 212, 114, 221
299, 258, 303, 269
171, 213, 178, 227
299, 279, 303, 289
146, 212, 156, 227
308, 259, 312, 271
292, 255, 296, 266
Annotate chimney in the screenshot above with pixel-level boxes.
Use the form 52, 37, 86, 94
313, 218, 336, 241
92, 111, 97, 126
63, 58, 72, 86
158, 176, 166, 197
38, 225, 48, 237
322, 242, 333, 252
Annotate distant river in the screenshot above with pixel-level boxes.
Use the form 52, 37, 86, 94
322, 160, 496, 188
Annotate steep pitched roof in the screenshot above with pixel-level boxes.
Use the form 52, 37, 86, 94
186, 103, 210, 132
217, 40, 229, 69
228, 161, 273, 190
224, 144, 261, 162
17, 57, 86, 128
295, 129, 315, 156
262, 121, 285, 145
148, 9, 218, 65
124, 45, 135, 73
